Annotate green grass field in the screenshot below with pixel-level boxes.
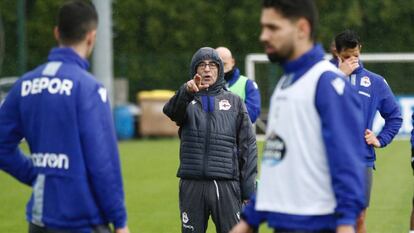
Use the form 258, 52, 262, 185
0, 139, 411, 232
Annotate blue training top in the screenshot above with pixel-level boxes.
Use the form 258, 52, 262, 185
331, 58, 402, 167
241, 44, 366, 231
0, 47, 127, 232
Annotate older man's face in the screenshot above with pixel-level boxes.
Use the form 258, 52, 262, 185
196, 60, 219, 86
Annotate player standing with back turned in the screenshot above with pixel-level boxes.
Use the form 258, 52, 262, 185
0, 1, 129, 232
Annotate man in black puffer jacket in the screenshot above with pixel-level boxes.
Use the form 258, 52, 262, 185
163, 47, 257, 233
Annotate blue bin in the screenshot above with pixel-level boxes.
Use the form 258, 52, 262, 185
114, 105, 135, 140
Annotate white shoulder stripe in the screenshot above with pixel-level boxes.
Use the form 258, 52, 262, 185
331, 77, 345, 95
42, 62, 62, 76
358, 91, 371, 98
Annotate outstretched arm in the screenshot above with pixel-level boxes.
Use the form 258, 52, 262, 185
163, 74, 207, 126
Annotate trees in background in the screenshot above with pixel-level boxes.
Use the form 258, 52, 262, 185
0, 0, 413, 100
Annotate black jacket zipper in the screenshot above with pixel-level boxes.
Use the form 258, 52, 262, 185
203, 92, 211, 178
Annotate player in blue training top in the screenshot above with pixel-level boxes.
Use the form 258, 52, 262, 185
216, 47, 261, 123
332, 29, 402, 233
230, 0, 366, 233
0, 1, 129, 233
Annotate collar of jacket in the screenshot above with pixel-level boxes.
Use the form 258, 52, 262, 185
351, 60, 364, 75
196, 86, 224, 96
226, 67, 241, 87
280, 44, 325, 84
48, 47, 90, 70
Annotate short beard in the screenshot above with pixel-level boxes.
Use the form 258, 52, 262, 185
267, 53, 288, 64
265, 41, 295, 64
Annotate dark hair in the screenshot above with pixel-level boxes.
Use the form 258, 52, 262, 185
57, 0, 98, 45
335, 29, 361, 52
262, 0, 318, 41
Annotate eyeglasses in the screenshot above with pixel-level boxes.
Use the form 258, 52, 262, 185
197, 62, 218, 70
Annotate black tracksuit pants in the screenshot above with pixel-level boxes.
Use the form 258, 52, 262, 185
179, 179, 242, 233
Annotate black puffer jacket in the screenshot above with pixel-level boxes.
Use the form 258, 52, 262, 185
163, 47, 257, 200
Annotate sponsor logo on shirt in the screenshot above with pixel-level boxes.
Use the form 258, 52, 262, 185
262, 133, 286, 166
32, 153, 69, 170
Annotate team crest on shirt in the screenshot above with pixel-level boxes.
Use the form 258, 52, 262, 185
360, 76, 371, 87
219, 99, 231, 110
262, 133, 286, 166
